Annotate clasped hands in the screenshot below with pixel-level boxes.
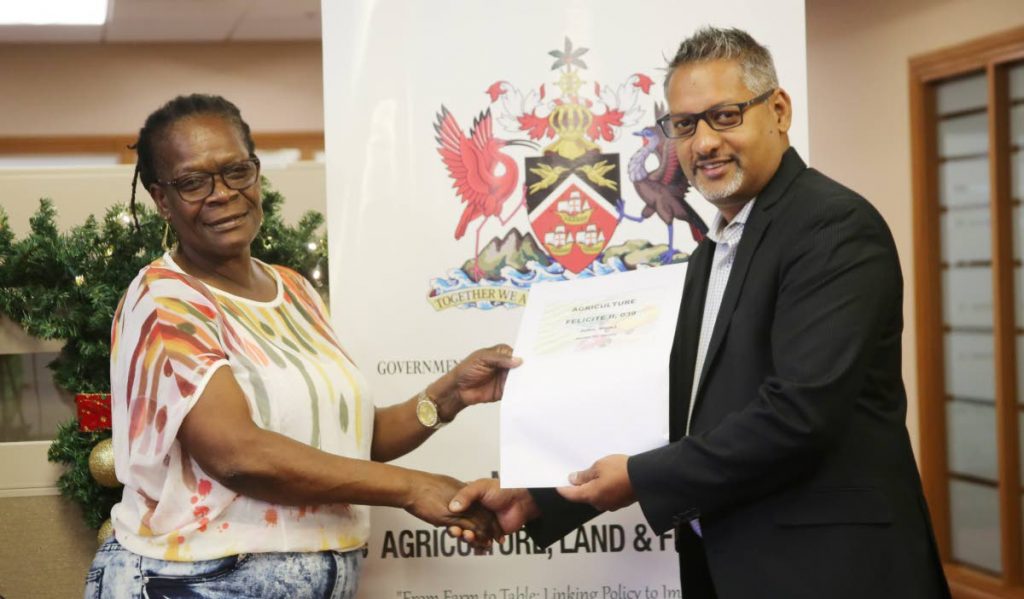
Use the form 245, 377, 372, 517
431, 454, 636, 547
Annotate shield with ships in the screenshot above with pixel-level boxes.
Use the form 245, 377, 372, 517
525, 151, 621, 274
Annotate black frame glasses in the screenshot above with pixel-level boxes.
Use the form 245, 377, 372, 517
656, 89, 776, 139
157, 157, 261, 203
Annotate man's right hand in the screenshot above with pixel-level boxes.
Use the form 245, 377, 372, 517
447, 478, 541, 542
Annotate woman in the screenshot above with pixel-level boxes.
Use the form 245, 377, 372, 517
85, 94, 517, 598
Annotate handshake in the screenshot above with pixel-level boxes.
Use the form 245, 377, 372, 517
404, 476, 538, 548
396, 344, 637, 547
407, 454, 636, 548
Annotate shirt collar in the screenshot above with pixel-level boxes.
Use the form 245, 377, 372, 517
706, 198, 756, 245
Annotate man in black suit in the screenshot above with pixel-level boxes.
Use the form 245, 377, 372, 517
450, 26, 950, 599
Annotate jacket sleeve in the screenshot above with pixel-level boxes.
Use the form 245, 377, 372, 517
524, 488, 602, 548
628, 192, 901, 533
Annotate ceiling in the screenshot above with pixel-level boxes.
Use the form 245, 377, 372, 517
0, 0, 322, 43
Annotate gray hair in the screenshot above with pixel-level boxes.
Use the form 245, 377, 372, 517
665, 27, 778, 94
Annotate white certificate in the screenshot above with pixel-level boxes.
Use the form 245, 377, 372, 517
500, 263, 688, 488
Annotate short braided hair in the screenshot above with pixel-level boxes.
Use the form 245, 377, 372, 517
129, 94, 255, 228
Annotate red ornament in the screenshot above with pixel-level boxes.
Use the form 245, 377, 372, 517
76, 393, 112, 432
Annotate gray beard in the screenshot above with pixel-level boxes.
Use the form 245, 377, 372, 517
693, 166, 743, 202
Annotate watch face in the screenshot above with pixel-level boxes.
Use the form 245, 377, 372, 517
416, 399, 439, 427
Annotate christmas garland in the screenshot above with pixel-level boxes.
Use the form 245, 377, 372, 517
46, 423, 119, 529
0, 179, 328, 533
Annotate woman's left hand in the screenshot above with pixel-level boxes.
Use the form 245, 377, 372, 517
434, 344, 522, 417
453, 344, 522, 407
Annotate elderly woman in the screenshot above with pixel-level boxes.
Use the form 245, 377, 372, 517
84, 94, 516, 598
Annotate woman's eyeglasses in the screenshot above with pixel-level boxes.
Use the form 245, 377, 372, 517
157, 157, 261, 203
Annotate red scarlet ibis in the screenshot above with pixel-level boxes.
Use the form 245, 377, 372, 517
434, 106, 537, 280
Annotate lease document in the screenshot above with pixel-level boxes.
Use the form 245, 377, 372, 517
500, 262, 688, 488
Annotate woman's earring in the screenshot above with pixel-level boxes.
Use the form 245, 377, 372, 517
162, 220, 172, 252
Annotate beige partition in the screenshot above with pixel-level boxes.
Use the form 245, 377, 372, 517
0, 162, 325, 598
1, 162, 326, 236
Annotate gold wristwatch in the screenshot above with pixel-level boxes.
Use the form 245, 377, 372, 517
415, 390, 446, 430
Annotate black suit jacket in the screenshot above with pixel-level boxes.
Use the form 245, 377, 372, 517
526, 149, 950, 599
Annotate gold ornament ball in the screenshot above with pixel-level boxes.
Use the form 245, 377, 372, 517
97, 518, 114, 544
88, 439, 121, 488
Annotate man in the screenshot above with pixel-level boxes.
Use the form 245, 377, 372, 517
450, 27, 951, 599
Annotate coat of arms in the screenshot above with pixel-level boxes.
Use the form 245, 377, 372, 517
429, 39, 708, 311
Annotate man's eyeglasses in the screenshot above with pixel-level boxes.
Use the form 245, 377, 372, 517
656, 89, 775, 139
157, 157, 261, 203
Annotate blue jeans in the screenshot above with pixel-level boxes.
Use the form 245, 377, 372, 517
84, 538, 363, 599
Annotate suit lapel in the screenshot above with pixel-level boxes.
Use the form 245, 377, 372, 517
671, 240, 713, 439
693, 213, 770, 401
690, 148, 807, 420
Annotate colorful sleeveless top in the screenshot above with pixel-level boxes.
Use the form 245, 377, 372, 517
109, 253, 373, 561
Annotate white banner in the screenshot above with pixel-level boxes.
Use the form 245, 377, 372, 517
322, 1, 807, 596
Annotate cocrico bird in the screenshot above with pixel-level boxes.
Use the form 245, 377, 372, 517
620, 103, 708, 262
